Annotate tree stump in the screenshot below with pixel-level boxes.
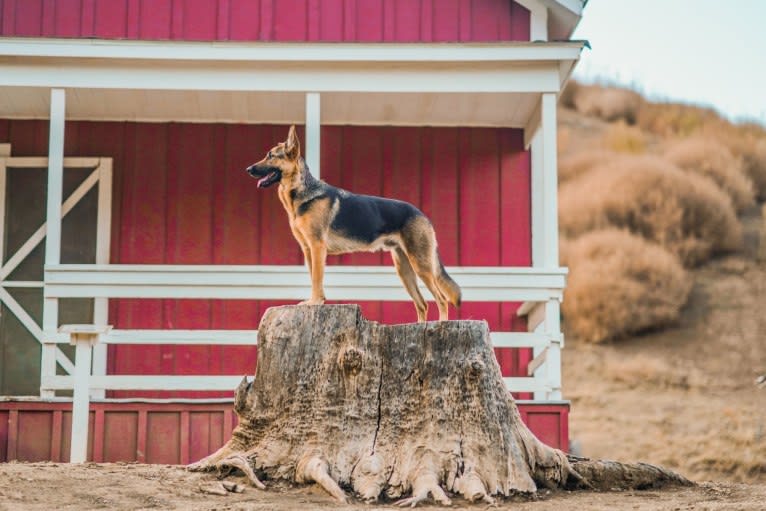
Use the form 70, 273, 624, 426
189, 304, 690, 505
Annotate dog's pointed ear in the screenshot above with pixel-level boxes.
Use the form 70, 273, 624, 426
285, 125, 300, 159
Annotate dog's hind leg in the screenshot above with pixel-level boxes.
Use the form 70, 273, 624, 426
412, 262, 450, 321
392, 247, 428, 322
401, 218, 451, 320
403, 246, 450, 321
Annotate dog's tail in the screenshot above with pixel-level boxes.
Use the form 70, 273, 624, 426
436, 257, 462, 307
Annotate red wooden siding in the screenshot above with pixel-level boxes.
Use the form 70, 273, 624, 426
0, 400, 567, 463
0, 119, 531, 398
0, 0, 530, 42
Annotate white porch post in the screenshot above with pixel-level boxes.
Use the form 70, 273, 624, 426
541, 92, 561, 400
527, 92, 562, 400
541, 92, 559, 269
41, 88, 65, 398
305, 92, 321, 179
63, 324, 110, 463
91, 158, 113, 399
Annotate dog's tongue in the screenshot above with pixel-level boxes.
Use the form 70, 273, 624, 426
257, 172, 275, 188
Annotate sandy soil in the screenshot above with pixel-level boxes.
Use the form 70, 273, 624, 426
1, 462, 766, 511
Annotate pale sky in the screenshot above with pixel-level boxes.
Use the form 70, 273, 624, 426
571, 0, 766, 125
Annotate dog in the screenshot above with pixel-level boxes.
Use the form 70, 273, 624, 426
245, 126, 461, 322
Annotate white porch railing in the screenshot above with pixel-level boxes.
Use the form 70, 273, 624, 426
41, 263, 566, 462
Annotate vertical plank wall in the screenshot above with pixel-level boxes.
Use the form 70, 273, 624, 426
0, 120, 531, 398
0, 0, 530, 43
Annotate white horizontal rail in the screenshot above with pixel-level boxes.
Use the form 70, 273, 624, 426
106, 329, 256, 345
44, 328, 552, 350
57, 317, 558, 461
503, 377, 550, 393
46, 375, 244, 391
490, 332, 551, 349
44, 264, 567, 302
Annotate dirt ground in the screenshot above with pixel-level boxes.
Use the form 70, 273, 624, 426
1, 461, 765, 511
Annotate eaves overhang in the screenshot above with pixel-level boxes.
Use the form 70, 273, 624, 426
0, 37, 586, 127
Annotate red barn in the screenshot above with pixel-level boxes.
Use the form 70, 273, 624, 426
0, 0, 585, 464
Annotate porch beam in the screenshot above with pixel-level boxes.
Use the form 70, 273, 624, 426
0, 61, 564, 94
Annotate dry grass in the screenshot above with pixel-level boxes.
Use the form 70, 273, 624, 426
664, 137, 755, 211
637, 101, 721, 138
635, 99, 766, 199
559, 156, 742, 266
602, 121, 648, 153
561, 229, 692, 343
573, 84, 643, 124
558, 150, 623, 183
721, 134, 766, 200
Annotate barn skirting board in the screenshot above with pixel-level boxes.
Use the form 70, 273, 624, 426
0, 399, 568, 463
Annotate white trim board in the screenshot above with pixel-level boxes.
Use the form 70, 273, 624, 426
0, 38, 585, 63
44, 264, 567, 302
0, 61, 566, 94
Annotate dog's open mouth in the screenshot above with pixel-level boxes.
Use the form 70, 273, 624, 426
256, 170, 281, 188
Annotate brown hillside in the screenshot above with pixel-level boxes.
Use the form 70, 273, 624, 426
559, 83, 766, 484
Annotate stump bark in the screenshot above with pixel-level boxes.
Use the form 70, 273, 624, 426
189, 305, 690, 505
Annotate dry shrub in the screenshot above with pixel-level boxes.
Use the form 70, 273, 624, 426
557, 126, 572, 155
720, 135, 766, 200
558, 150, 622, 183
664, 137, 754, 211
559, 80, 580, 109
634, 97, 766, 197
602, 121, 647, 153
561, 229, 692, 343
573, 84, 643, 124
559, 156, 742, 266
637, 101, 720, 138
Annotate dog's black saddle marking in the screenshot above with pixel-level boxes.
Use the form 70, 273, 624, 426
329, 190, 422, 244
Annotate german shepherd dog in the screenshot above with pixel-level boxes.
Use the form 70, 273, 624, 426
246, 126, 461, 322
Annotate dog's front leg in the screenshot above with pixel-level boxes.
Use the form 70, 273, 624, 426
300, 241, 327, 305
291, 225, 313, 278
299, 243, 313, 278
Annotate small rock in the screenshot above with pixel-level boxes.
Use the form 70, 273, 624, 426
222, 481, 245, 493
199, 482, 228, 496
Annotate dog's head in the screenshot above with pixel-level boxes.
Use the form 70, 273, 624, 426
246, 125, 301, 188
